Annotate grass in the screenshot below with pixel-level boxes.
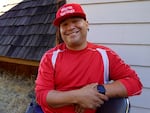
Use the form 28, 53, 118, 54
0, 69, 35, 113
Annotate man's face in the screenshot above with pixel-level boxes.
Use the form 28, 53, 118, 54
59, 17, 89, 50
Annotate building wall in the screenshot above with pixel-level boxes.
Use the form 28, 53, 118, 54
67, 0, 150, 112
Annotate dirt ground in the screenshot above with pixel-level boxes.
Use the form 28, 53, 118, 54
0, 69, 35, 113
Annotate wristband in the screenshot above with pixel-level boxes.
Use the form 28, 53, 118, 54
97, 85, 106, 95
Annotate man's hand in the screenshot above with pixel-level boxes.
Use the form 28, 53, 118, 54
75, 83, 108, 110
75, 104, 85, 113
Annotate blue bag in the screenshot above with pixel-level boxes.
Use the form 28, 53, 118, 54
25, 98, 44, 113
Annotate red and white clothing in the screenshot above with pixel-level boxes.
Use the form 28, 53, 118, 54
35, 42, 142, 113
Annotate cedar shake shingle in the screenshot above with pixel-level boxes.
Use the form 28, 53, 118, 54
0, 0, 66, 61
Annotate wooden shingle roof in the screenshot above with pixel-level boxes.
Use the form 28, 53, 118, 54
0, 0, 66, 62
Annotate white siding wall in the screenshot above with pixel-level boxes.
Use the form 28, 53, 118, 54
67, 0, 150, 112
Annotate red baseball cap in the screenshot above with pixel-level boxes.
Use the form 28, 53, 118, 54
53, 3, 86, 26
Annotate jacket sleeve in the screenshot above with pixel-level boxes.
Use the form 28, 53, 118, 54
35, 51, 55, 108
107, 49, 143, 96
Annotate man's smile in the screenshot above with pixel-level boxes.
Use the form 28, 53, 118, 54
65, 30, 80, 36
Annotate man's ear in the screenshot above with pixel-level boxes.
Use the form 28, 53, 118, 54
86, 20, 89, 31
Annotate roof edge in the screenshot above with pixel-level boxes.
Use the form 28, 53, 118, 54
0, 56, 39, 66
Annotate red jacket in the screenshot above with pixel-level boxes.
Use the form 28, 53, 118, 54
35, 42, 142, 113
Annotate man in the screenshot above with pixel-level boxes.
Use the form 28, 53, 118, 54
35, 3, 142, 113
